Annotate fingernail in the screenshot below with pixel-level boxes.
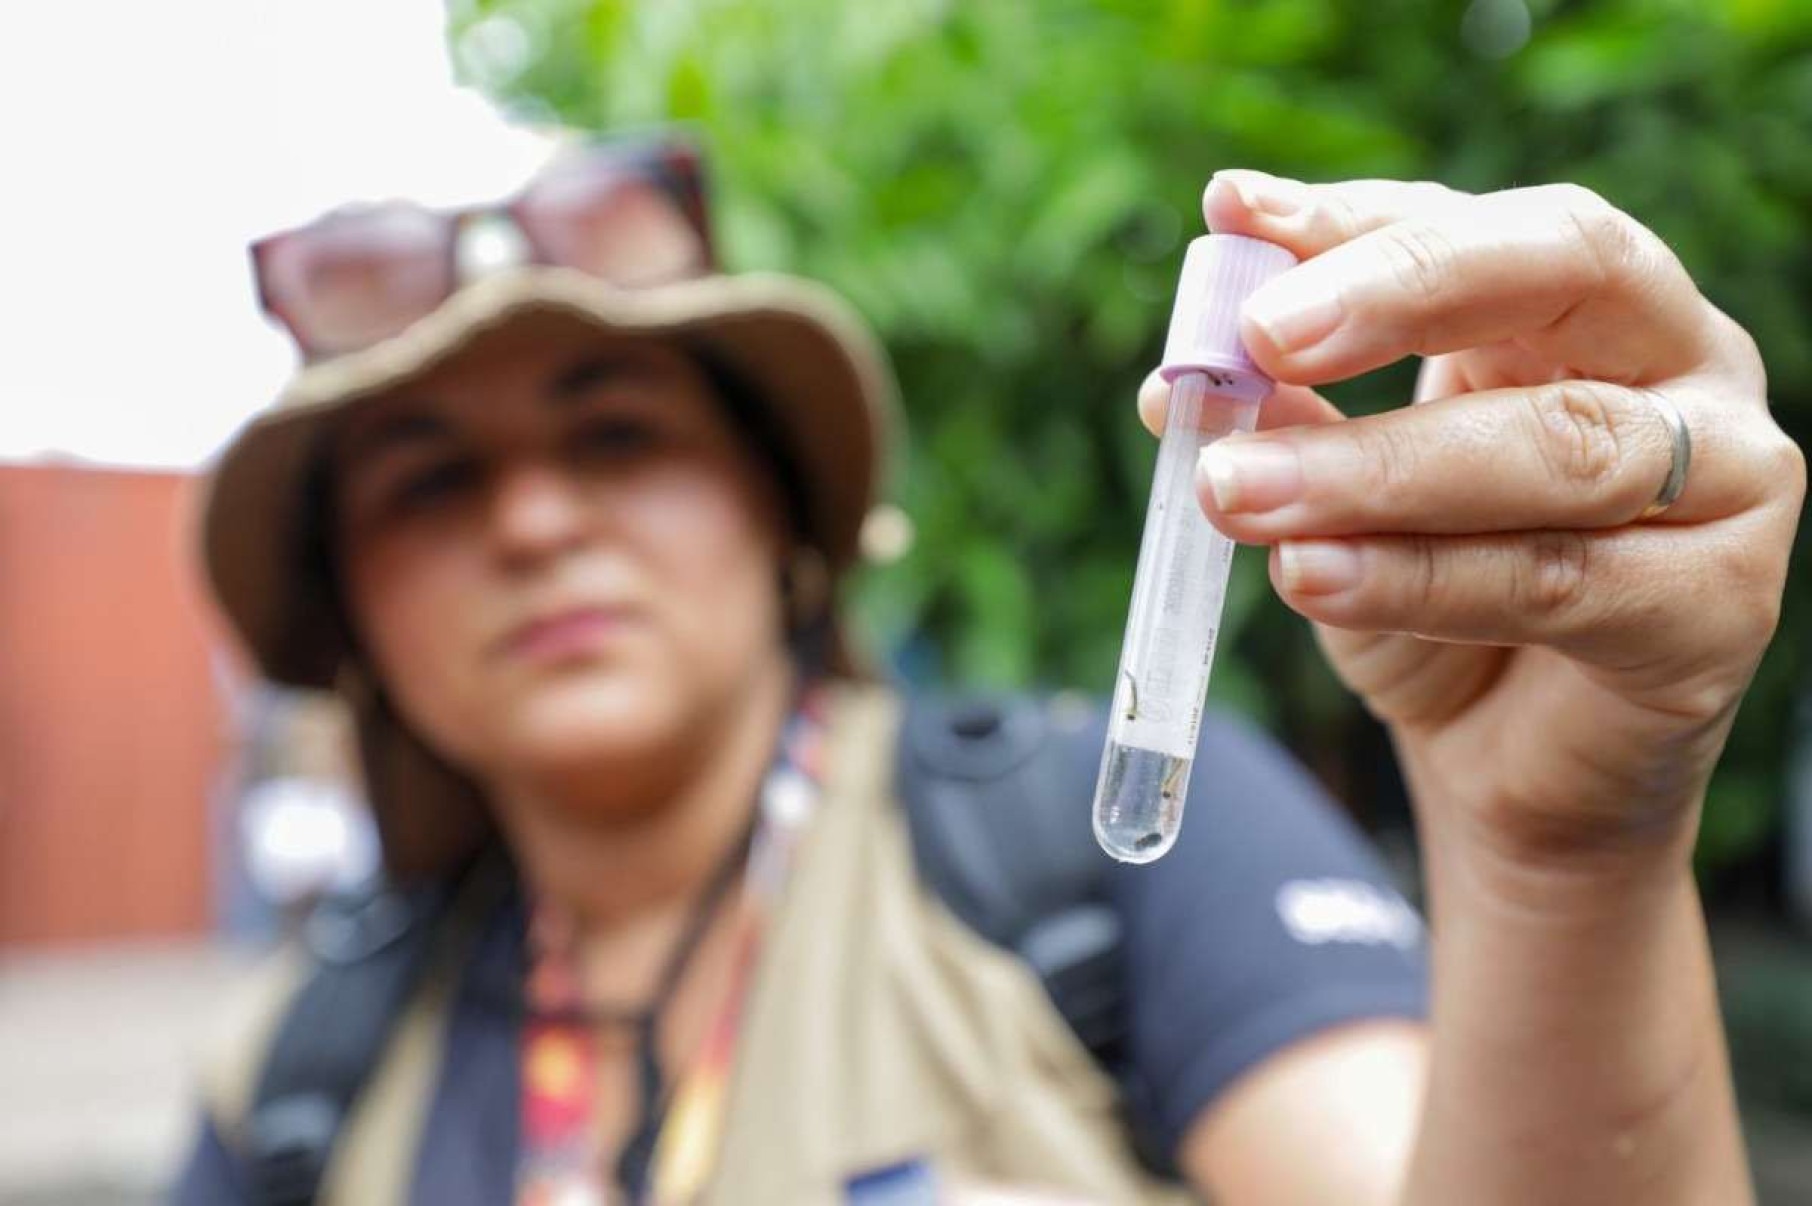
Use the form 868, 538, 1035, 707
1279, 541, 1362, 596
1213, 169, 1309, 219
1197, 440, 1303, 513
1243, 272, 1344, 352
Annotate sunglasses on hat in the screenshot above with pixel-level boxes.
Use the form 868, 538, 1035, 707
251, 135, 716, 360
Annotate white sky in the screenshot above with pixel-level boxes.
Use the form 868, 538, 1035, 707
0, 0, 547, 471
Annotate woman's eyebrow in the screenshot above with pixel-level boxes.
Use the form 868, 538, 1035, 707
337, 407, 457, 474
548, 352, 646, 403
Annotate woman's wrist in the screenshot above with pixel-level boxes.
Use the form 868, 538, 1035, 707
1408, 765, 1706, 926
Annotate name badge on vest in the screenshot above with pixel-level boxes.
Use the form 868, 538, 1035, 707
844, 1157, 941, 1205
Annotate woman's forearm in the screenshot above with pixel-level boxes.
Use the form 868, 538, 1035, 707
1404, 816, 1752, 1206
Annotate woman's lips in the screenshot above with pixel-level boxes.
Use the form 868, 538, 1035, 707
501, 607, 626, 663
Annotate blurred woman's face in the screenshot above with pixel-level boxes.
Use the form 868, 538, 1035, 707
327, 321, 792, 814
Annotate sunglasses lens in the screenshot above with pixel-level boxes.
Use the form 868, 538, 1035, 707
261, 206, 453, 356
516, 164, 708, 287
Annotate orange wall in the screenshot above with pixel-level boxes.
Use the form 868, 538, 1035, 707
0, 462, 235, 947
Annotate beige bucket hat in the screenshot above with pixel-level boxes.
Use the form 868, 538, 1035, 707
200, 263, 900, 879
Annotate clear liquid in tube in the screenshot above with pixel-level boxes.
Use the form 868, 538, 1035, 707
1093, 743, 1191, 860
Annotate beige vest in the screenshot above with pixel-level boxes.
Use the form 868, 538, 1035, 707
204, 683, 1200, 1204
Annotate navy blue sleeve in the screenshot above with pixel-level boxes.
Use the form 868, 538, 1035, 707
1109, 709, 1428, 1164
168, 1116, 249, 1206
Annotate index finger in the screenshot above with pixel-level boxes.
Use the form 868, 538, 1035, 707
1203, 172, 1717, 387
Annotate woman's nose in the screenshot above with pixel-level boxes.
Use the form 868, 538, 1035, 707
486, 461, 593, 564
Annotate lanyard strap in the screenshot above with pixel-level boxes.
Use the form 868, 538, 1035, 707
612, 808, 757, 1195
517, 690, 829, 1206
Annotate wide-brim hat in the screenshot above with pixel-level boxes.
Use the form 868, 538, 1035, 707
198, 265, 900, 879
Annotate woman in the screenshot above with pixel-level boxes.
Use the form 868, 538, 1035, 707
177, 131, 1802, 1205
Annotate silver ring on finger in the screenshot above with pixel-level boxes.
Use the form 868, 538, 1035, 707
1639, 391, 1692, 520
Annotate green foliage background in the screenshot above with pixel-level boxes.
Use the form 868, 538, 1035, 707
448, 0, 1812, 873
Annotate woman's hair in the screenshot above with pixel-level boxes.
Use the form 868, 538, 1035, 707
684, 342, 814, 550
296, 432, 364, 671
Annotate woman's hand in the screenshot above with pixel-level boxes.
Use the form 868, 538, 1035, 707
1142, 172, 1804, 873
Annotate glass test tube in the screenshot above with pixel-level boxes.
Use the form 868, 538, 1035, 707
1093, 235, 1296, 864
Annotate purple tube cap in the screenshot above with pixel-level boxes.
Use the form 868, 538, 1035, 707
1159, 234, 1298, 391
